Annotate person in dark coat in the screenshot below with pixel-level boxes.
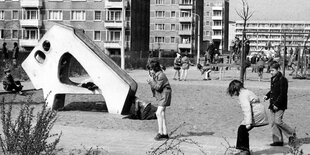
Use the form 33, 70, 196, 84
264, 62, 296, 147
207, 41, 216, 63
12, 42, 19, 66
2, 42, 9, 62
2, 68, 23, 95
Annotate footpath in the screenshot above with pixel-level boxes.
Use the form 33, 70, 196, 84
1, 67, 310, 154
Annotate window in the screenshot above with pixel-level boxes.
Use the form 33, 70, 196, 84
0, 11, 4, 20
94, 31, 101, 41
171, 11, 176, 17
71, 11, 85, 21
181, 23, 191, 31
107, 10, 121, 21
12, 10, 19, 20
107, 31, 121, 41
171, 37, 175, 43
25, 10, 38, 19
49, 10, 63, 20
206, 2, 210, 6
155, 37, 164, 43
23, 29, 38, 40
181, 0, 191, 5
12, 30, 18, 39
155, 24, 165, 30
155, 0, 164, 4
155, 11, 165, 18
94, 11, 101, 21
206, 11, 210, 17
206, 21, 210, 26
171, 0, 176, 4
206, 31, 210, 36
171, 24, 176, 30
180, 10, 190, 17
71, 0, 86, 1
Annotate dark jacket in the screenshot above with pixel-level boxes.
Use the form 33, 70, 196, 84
266, 72, 288, 111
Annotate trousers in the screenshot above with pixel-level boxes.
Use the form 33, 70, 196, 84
270, 110, 295, 142
236, 125, 252, 151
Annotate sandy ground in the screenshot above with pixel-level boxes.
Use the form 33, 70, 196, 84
1, 67, 310, 154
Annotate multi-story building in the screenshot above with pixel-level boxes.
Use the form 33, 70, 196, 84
202, 0, 229, 54
150, 0, 203, 56
149, 0, 229, 57
0, 0, 150, 57
235, 20, 310, 53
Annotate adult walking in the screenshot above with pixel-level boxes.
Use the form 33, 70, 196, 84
2, 42, 9, 62
264, 62, 296, 146
206, 41, 216, 63
12, 42, 19, 66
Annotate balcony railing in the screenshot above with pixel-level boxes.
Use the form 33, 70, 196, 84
179, 17, 192, 22
20, 0, 42, 8
105, 0, 123, 8
179, 4, 193, 9
212, 16, 222, 20
104, 21, 122, 28
20, 19, 42, 28
178, 30, 192, 35
178, 43, 191, 49
104, 41, 121, 48
19, 39, 39, 47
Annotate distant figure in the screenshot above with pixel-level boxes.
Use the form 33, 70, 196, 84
232, 37, 241, 62
244, 38, 250, 56
173, 52, 182, 80
2, 42, 9, 62
12, 42, 19, 66
207, 41, 216, 63
2, 68, 23, 95
256, 56, 265, 81
180, 53, 191, 81
264, 62, 297, 147
197, 63, 212, 80
146, 60, 172, 141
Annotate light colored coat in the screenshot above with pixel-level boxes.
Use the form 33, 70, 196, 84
238, 89, 259, 125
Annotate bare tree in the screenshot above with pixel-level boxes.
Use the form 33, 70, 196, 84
235, 0, 254, 83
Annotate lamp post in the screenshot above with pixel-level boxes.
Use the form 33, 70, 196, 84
192, 13, 201, 65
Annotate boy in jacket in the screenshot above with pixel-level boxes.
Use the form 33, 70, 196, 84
264, 62, 296, 146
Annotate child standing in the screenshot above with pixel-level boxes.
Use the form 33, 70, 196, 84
173, 52, 182, 80
147, 60, 172, 141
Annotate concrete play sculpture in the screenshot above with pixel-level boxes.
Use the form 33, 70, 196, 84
22, 24, 137, 114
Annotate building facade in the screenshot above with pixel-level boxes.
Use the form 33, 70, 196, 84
202, 0, 229, 54
0, 0, 150, 57
149, 0, 229, 57
150, 0, 203, 56
235, 20, 310, 53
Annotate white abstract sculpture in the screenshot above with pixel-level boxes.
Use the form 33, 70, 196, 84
22, 24, 137, 114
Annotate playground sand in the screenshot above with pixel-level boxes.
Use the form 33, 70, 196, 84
1, 67, 310, 154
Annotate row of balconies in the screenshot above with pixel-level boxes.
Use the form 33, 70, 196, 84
20, 0, 42, 8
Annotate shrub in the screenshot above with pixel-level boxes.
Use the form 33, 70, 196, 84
0, 103, 62, 155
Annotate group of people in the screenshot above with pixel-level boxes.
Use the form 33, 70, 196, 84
1, 42, 20, 67
228, 61, 296, 154
172, 52, 193, 81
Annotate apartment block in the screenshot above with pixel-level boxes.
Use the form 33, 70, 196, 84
0, 0, 150, 56
150, 0, 229, 57
150, 0, 202, 55
235, 20, 310, 53
203, 0, 229, 54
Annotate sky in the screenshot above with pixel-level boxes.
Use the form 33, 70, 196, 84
229, 0, 310, 21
